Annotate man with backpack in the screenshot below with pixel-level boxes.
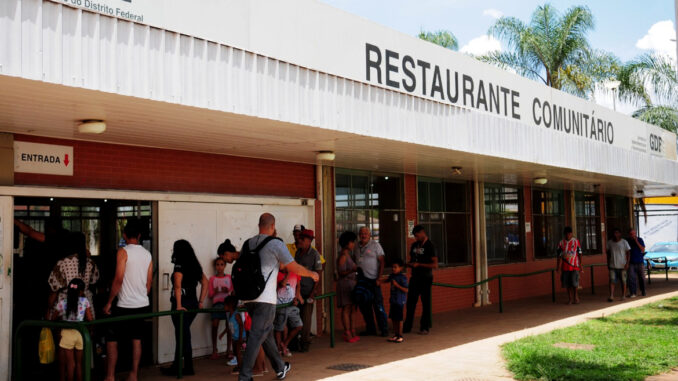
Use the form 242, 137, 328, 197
232, 213, 319, 381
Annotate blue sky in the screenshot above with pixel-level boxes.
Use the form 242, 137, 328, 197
319, 0, 676, 62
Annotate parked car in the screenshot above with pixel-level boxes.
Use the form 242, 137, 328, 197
644, 242, 678, 269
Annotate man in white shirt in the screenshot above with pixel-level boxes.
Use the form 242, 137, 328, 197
103, 219, 153, 381
607, 228, 631, 302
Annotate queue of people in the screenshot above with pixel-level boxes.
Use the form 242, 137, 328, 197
24, 211, 654, 381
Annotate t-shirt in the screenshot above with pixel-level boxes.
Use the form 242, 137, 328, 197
276, 272, 301, 304
626, 237, 646, 264
353, 240, 385, 280
244, 234, 294, 305
409, 240, 437, 278
287, 243, 326, 264
209, 274, 233, 304
558, 238, 582, 271
171, 264, 202, 303
295, 247, 322, 297
388, 272, 408, 306
55, 297, 90, 322
607, 239, 631, 269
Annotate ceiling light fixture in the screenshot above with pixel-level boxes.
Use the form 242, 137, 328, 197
533, 177, 548, 185
451, 167, 462, 175
316, 151, 336, 161
78, 119, 106, 134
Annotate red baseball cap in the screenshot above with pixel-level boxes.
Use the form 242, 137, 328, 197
300, 229, 315, 240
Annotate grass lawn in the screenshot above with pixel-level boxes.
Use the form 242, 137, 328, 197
502, 297, 678, 381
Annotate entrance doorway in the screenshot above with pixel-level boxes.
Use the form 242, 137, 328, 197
12, 197, 154, 379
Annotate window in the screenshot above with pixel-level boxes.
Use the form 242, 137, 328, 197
575, 192, 601, 254
606, 196, 630, 235
532, 190, 565, 259
485, 184, 525, 263
336, 170, 405, 266
418, 178, 471, 266
61, 205, 102, 256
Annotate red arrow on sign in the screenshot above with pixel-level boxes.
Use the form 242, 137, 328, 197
64, 154, 70, 167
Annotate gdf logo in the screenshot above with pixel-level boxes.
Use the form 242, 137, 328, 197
649, 134, 663, 153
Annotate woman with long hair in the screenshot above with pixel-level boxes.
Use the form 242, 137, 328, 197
336, 231, 360, 343
162, 239, 208, 376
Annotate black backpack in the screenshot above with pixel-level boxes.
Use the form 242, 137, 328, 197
231, 236, 281, 300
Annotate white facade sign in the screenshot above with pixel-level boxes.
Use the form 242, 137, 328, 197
45, 0, 677, 160
14, 141, 74, 176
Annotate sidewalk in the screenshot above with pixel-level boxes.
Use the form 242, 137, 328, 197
136, 278, 678, 381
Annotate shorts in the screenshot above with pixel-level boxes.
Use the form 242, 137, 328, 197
274, 306, 303, 331
106, 305, 150, 342
211, 302, 228, 320
389, 303, 404, 322
561, 270, 580, 288
59, 328, 83, 350
228, 313, 247, 341
609, 269, 627, 284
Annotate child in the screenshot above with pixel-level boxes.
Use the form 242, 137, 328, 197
209, 257, 233, 360
274, 269, 304, 357
221, 296, 246, 373
221, 297, 267, 376
52, 278, 93, 381
387, 259, 408, 343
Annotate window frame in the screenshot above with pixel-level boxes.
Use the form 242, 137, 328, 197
417, 177, 472, 267
484, 184, 526, 264
335, 169, 406, 266
575, 192, 602, 255
532, 189, 566, 259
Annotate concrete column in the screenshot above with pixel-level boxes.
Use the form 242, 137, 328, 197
473, 181, 490, 306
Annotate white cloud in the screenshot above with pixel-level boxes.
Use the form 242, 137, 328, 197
482, 8, 503, 19
460, 35, 501, 56
636, 20, 677, 61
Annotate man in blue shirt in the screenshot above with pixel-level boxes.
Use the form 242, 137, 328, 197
625, 229, 646, 297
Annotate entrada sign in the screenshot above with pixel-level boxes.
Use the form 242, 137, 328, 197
14, 142, 74, 176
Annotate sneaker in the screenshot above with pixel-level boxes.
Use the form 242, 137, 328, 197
227, 357, 238, 366
630, 294, 637, 298
276, 362, 291, 380
283, 348, 292, 358
231, 366, 240, 375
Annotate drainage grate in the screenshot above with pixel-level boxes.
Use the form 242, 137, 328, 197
327, 363, 373, 372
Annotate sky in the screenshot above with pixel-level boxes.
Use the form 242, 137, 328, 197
319, 0, 677, 113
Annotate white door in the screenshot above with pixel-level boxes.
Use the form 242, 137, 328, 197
156, 201, 314, 364
0, 196, 13, 381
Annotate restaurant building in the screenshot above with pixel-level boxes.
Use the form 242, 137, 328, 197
1, 0, 677, 377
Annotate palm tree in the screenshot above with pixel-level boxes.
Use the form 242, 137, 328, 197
481, 3, 618, 99
418, 30, 458, 51
618, 54, 678, 132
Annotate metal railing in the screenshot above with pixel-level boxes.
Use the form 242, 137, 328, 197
431, 263, 610, 316
14, 292, 336, 381
646, 257, 670, 284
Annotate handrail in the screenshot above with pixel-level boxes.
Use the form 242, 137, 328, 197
432, 264, 609, 315
14, 292, 336, 381
646, 256, 670, 284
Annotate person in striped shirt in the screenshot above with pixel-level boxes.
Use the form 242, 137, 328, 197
556, 226, 583, 304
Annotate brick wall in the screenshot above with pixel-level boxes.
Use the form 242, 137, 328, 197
14, 135, 316, 198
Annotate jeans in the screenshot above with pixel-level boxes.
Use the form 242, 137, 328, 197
239, 302, 284, 381
357, 274, 388, 335
170, 300, 198, 371
627, 263, 646, 296
403, 276, 432, 333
